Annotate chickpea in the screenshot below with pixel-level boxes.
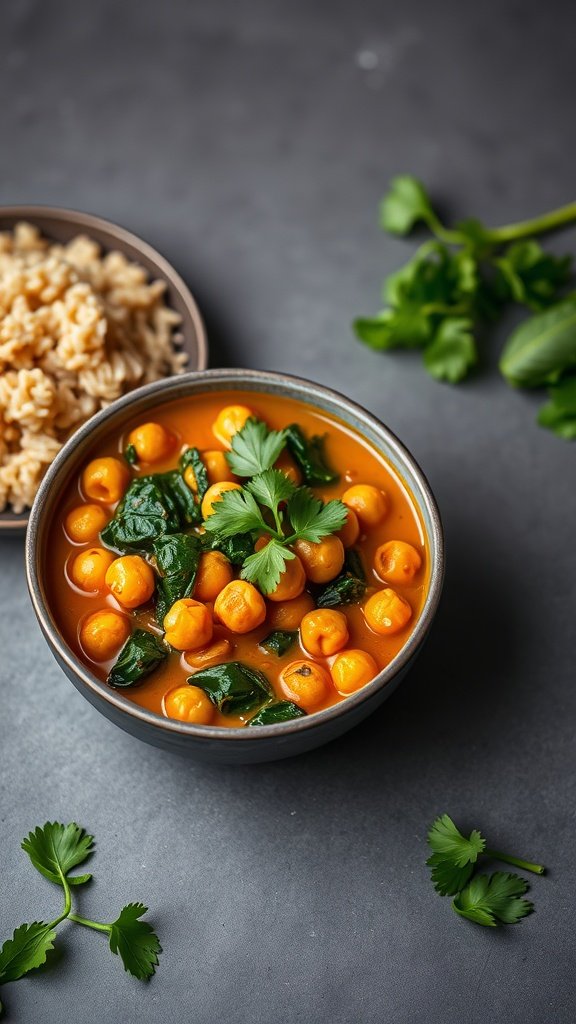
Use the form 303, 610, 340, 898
267, 553, 306, 602
267, 592, 315, 631
214, 580, 266, 633
163, 685, 214, 725
280, 660, 331, 712
274, 450, 302, 486
128, 421, 175, 464
212, 404, 254, 448
336, 508, 360, 548
201, 481, 243, 519
65, 503, 108, 544
331, 650, 379, 694
193, 551, 234, 602
184, 637, 233, 669
79, 609, 130, 662
374, 540, 422, 585
294, 536, 345, 584
105, 555, 155, 609
300, 608, 349, 657
82, 457, 130, 505
163, 598, 213, 651
342, 484, 388, 529
364, 588, 412, 635
70, 547, 115, 593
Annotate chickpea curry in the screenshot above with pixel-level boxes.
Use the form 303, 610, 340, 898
47, 391, 428, 728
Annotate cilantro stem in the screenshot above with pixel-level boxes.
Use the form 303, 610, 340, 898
484, 849, 546, 875
482, 202, 576, 244
49, 868, 72, 928
68, 913, 112, 934
424, 211, 462, 246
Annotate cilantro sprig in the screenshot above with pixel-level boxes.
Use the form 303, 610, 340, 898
427, 814, 545, 928
355, 175, 576, 437
205, 420, 348, 593
0, 822, 161, 1015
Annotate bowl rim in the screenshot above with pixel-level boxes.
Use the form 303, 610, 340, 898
26, 368, 445, 744
0, 204, 208, 532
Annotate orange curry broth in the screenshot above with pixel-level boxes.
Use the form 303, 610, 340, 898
46, 390, 429, 726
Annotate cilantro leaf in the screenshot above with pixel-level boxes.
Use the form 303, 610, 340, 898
495, 240, 571, 311
379, 175, 437, 236
427, 854, 474, 897
452, 872, 533, 927
427, 814, 485, 867
21, 822, 94, 887
423, 318, 477, 383
202, 487, 265, 538
287, 489, 348, 543
246, 469, 296, 514
537, 373, 576, 439
0, 922, 56, 983
108, 903, 161, 981
354, 309, 432, 350
226, 419, 287, 477
240, 539, 294, 595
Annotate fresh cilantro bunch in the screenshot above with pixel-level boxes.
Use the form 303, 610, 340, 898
355, 175, 576, 436
427, 814, 545, 927
204, 418, 347, 594
0, 822, 161, 1015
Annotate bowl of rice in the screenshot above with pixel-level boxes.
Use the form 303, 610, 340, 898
0, 206, 208, 530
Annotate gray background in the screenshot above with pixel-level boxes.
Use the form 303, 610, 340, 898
1, 0, 575, 1021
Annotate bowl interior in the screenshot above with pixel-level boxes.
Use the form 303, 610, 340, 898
0, 205, 208, 532
27, 369, 444, 745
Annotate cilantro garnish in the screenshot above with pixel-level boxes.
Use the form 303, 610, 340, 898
427, 814, 545, 927
205, 419, 347, 593
0, 822, 161, 1014
356, 175, 576, 437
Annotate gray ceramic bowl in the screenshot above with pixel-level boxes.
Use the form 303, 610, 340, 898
0, 205, 208, 532
26, 369, 444, 764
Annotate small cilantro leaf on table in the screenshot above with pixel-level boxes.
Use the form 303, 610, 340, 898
0, 922, 57, 984
108, 903, 162, 981
453, 872, 533, 927
21, 822, 94, 887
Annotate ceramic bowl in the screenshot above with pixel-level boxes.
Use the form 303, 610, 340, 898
26, 369, 444, 763
0, 205, 208, 532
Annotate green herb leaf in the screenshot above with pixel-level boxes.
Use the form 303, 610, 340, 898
426, 854, 475, 897
316, 548, 367, 607
108, 903, 161, 981
423, 318, 477, 383
246, 469, 296, 514
153, 533, 201, 624
101, 471, 200, 553
537, 373, 576, 439
202, 487, 266, 538
452, 872, 533, 927
123, 443, 138, 466
248, 700, 306, 726
259, 630, 298, 656
179, 447, 209, 501
285, 425, 340, 486
354, 309, 432, 350
287, 489, 348, 543
190, 661, 272, 715
108, 630, 167, 688
226, 418, 287, 477
379, 175, 437, 236
500, 297, 576, 387
494, 240, 571, 311
21, 823, 94, 888
240, 538, 295, 595
427, 814, 485, 868
201, 531, 255, 565
0, 922, 57, 984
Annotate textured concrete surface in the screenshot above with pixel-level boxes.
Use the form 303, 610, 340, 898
1, 0, 575, 1020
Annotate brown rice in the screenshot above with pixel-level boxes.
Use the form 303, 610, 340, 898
0, 222, 187, 513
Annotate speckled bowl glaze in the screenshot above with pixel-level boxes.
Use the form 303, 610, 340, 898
26, 369, 444, 763
0, 205, 208, 532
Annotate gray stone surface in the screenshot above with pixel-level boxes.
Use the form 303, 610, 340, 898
1, 0, 575, 1020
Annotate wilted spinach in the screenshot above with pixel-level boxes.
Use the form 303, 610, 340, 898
259, 631, 298, 657
101, 472, 199, 553
248, 700, 306, 726
316, 548, 366, 607
153, 533, 202, 624
123, 443, 138, 466
201, 531, 255, 565
108, 630, 167, 688
189, 661, 272, 715
179, 448, 209, 501
285, 424, 339, 486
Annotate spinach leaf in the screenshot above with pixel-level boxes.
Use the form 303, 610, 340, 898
124, 443, 138, 466
259, 630, 298, 657
499, 298, 576, 387
179, 448, 209, 501
101, 472, 200, 553
285, 424, 339, 486
201, 531, 254, 565
247, 700, 306, 726
153, 533, 202, 624
108, 630, 167, 688
189, 661, 272, 715
316, 548, 366, 607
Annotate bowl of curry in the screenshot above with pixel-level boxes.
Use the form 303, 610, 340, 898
26, 369, 444, 763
